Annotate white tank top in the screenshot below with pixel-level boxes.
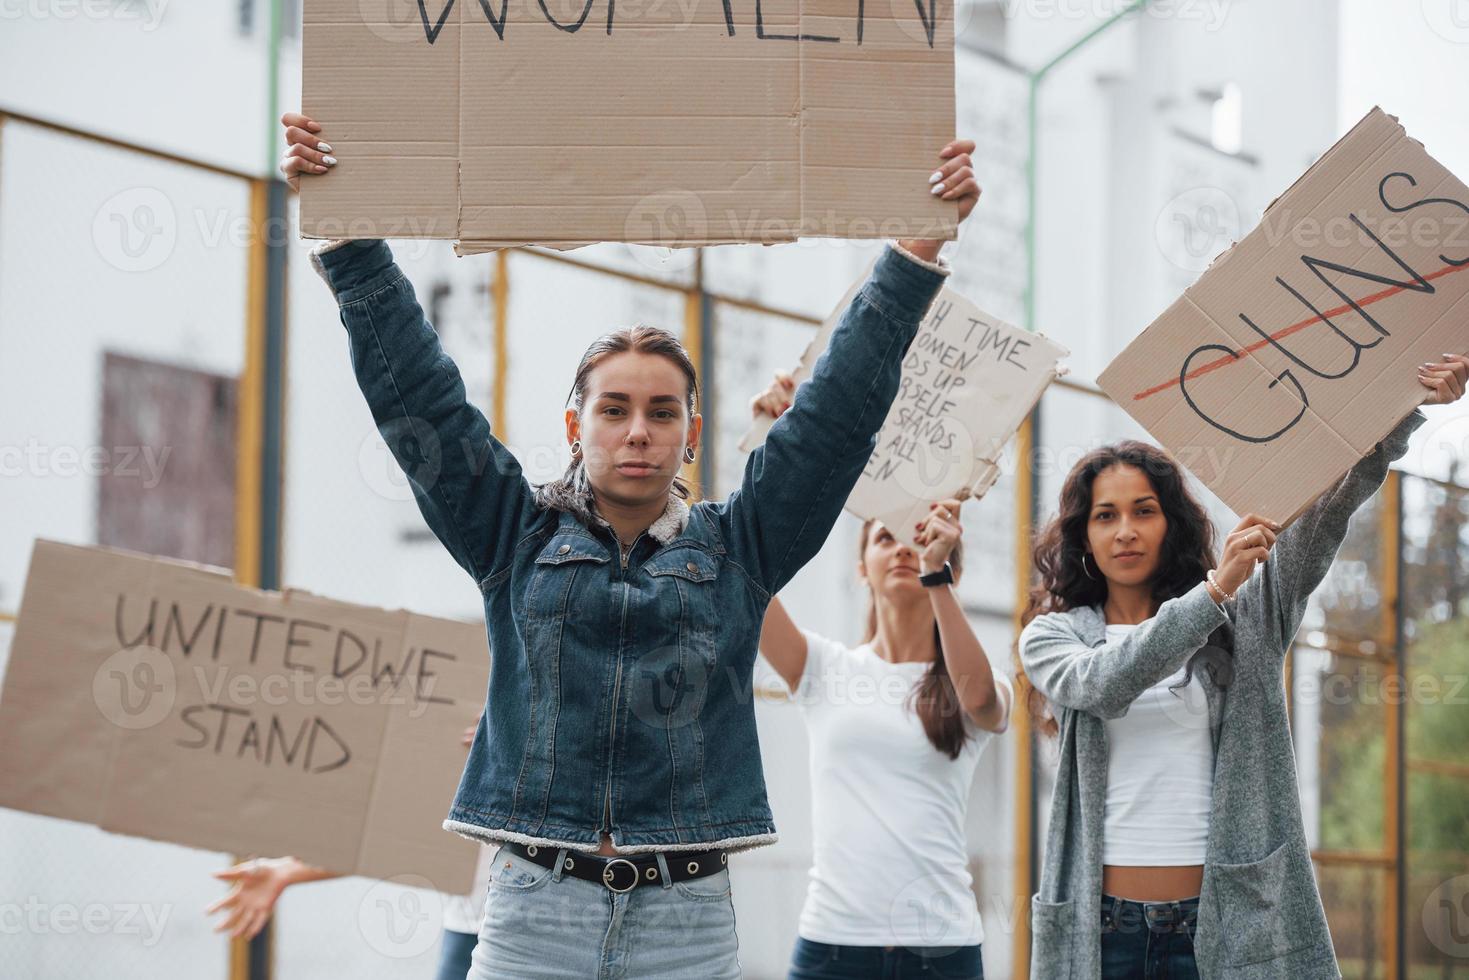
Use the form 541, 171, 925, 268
1102, 623, 1214, 866
790, 629, 1011, 947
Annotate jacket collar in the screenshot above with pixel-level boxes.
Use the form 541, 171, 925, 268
585, 494, 691, 547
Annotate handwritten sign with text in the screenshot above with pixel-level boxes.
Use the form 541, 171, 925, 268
300, 0, 957, 248
0, 540, 489, 892
741, 273, 1067, 545
1099, 108, 1469, 523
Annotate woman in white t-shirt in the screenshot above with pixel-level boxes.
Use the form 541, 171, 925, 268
754, 377, 1011, 980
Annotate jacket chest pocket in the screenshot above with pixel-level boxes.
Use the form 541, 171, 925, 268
631, 550, 721, 731
642, 549, 719, 628
525, 538, 610, 623
521, 538, 611, 705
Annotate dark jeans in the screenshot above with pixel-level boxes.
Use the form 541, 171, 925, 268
788, 938, 984, 980
434, 927, 477, 980
1099, 893, 1200, 980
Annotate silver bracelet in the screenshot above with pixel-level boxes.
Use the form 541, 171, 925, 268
1206, 568, 1236, 603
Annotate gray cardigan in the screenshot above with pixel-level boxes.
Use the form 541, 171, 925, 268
1019, 408, 1426, 980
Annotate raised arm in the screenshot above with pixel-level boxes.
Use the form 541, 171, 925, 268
312, 240, 535, 585
713, 142, 977, 598
1239, 357, 1466, 651
283, 113, 535, 586
920, 499, 1009, 732
1019, 583, 1227, 720
1238, 407, 1427, 659
758, 596, 809, 694
719, 243, 947, 596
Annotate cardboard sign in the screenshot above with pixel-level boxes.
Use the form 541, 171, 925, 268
1099, 108, 1469, 524
0, 540, 489, 893
300, 0, 956, 249
740, 273, 1067, 545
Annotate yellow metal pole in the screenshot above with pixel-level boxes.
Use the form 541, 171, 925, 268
492, 251, 510, 440
235, 179, 269, 594
1011, 412, 1035, 976
680, 251, 706, 500
1379, 470, 1401, 979
229, 178, 271, 980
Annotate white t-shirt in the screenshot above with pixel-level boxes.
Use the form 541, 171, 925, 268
790, 629, 1011, 948
440, 843, 499, 935
1101, 622, 1215, 866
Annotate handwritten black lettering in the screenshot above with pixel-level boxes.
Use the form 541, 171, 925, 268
284, 619, 331, 675
419, 0, 456, 44
1178, 172, 1468, 444
175, 703, 351, 775
416, 648, 458, 706
162, 602, 214, 659
1179, 346, 1309, 444
114, 594, 157, 649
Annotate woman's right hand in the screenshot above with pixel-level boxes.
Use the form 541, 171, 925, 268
750, 371, 796, 421
206, 857, 295, 939
279, 112, 334, 194
1213, 513, 1282, 598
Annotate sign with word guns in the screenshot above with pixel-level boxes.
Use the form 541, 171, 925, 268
1100, 108, 1469, 523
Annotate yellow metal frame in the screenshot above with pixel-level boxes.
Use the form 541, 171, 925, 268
1378, 470, 1401, 975
1011, 412, 1035, 976
229, 176, 278, 980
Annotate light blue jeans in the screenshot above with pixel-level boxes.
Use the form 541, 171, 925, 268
466, 847, 742, 979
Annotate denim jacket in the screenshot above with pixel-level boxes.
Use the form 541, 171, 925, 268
312, 239, 948, 853
1020, 409, 1425, 978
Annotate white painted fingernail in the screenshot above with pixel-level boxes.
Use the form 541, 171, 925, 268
930, 184, 944, 196
929, 170, 943, 184
317, 141, 332, 152
323, 155, 337, 165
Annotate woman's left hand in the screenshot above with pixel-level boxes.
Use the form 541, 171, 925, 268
929, 140, 981, 224
1420, 353, 1468, 405
898, 140, 980, 264
914, 497, 964, 576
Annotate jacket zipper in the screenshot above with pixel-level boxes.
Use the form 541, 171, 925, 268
603, 534, 637, 840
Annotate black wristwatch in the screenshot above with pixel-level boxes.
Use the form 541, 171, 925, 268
919, 562, 954, 588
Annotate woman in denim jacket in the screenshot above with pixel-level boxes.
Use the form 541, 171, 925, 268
281, 113, 979, 978
1018, 356, 1466, 980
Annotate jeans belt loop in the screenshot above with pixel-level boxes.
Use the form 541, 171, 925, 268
551, 847, 569, 883
653, 852, 675, 890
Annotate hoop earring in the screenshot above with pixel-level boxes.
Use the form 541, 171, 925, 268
684, 446, 696, 464
570, 440, 582, 458
1080, 553, 1097, 581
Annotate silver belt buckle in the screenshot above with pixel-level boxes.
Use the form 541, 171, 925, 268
601, 858, 639, 893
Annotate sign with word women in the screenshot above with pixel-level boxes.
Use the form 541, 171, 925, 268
0, 540, 490, 893
1100, 108, 1469, 524
299, 0, 957, 248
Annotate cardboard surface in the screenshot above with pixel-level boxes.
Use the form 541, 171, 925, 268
740, 269, 1066, 544
300, 0, 957, 247
1099, 108, 1469, 524
0, 540, 489, 892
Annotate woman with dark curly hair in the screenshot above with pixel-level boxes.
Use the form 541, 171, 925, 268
1018, 354, 1466, 980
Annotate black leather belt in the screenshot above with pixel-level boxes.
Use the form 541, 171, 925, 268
503, 841, 728, 894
